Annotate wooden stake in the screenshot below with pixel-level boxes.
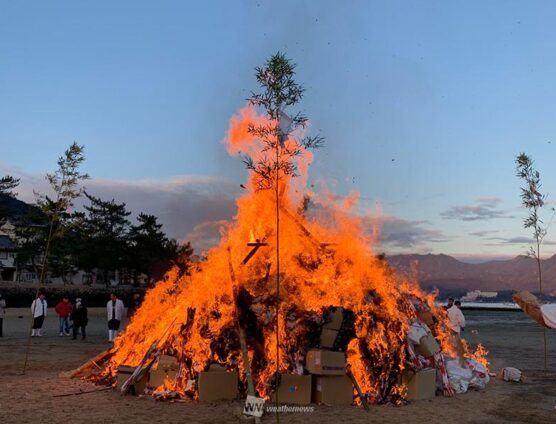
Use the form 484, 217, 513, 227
347, 366, 370, 412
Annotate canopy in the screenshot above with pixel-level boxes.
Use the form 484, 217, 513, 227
512, 291, 556, 329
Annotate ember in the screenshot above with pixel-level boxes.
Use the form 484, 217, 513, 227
83, 54, 487, 407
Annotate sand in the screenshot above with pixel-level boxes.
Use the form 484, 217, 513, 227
1, 308, 555, 424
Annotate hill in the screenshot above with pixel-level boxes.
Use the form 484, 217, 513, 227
387, 253, 556, 294
0, 193, 37, 221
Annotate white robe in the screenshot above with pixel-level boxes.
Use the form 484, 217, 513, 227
106, 299, 125, 321
447, 305, 466, 333
31, 299, 47, 318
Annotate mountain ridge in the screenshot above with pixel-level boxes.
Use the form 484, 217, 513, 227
387, 253, 556, 293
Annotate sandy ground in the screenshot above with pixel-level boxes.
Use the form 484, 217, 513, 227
1, 308, 555, 424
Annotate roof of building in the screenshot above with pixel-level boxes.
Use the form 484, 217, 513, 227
0, 234, 15, 250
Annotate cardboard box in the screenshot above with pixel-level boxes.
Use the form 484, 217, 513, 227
312, 375, 353, 405
158, 355, 179, 371
198, 369, 238, 402
418, 310, 434, 328
149, 368, 173, 388
415, 333, 441, 357
305, 349, 346, 375
149, 355, 180, 388
116, 365, 148, 395
323, 308, 343, 331
271, 374, 312, 405
320, 328, 339, 349
401, 368, 436, 400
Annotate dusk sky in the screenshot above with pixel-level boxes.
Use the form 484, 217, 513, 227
2, 1, 556, 261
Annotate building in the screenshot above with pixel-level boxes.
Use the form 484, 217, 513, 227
0, 234, 16, 281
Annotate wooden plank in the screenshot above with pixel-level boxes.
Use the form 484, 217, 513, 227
121, 318, 178, 395
347, 366, 370, 412
61, 349, 112, 379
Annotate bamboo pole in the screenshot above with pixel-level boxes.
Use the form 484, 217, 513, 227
227, 247, 261, 424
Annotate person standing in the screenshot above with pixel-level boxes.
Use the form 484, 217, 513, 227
447, 300, 466, 335
448, 300, 466, 365
55, 296, 73, 336
71, 298, 88, 340
106, 293, 124, 342
31, 291, 47, 337
0, 292, 6, 337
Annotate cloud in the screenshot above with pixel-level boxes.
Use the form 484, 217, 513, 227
364, 215, 448, 250
475, 196, 502, 206
452, 253, 515, 264
469, 230, 499, 237
441, 197, 514, 221
1, 163, 447, 255
185, 220, 229, 254
0, 164, 240, 253
484, 236, 556, 246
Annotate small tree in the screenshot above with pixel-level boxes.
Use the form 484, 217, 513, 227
515, 152, 551, 370
516, 153, 547, 291
23, 143, 88, 374
246, 52, 323, 412
35, 142, 89, 284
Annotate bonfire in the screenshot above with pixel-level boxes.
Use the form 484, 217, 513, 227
83, 53, 487, 406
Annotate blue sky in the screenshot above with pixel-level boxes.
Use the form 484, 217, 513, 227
2, 1, 556, 260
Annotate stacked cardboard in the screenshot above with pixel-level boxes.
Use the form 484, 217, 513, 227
320, 308, 343, 349
306, 349, 346, 375
401, 368, 436, 400
304, 348, 353, 405
271, 311, 353, 406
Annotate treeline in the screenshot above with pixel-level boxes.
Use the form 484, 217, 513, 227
0, 143, 193, 285
16, 193, 192, 284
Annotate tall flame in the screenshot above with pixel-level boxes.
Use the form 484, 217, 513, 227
100, 104, 465, 403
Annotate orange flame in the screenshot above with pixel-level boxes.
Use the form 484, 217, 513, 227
99, 104, 460, 403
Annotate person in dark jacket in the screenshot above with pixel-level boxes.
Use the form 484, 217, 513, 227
0, 292, 6, 337
71, 298, 88, 340
126, 292, 142, 318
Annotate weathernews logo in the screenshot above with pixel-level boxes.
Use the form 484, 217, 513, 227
243, 397, 314, 416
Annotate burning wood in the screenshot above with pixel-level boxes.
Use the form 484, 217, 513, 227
81, 56, 488, 408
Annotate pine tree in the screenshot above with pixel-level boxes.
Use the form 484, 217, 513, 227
81, 193, 131, 286
0, 175, 20, 225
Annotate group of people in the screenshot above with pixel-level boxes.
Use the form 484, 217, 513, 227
30, 290, 89, 339
0, 290, 142, 342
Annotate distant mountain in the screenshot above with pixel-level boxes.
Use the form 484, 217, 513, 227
387, 253, 556, 293
0, 193, 36, 220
